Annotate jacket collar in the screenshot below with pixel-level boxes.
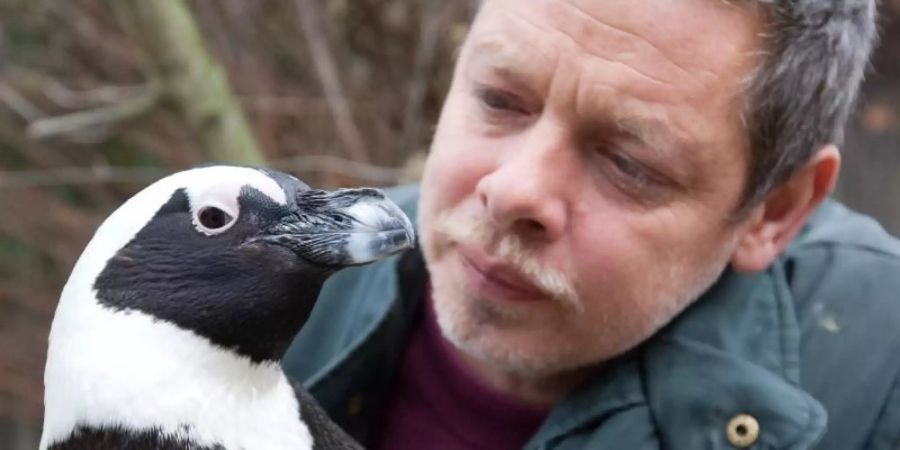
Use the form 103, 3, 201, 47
527, 262, 826, 449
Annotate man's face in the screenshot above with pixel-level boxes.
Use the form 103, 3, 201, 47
419, 0, 764, 376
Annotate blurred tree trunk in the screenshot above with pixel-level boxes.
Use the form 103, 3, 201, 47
111, 0, 265, 164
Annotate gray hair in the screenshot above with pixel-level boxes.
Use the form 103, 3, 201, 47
740, 0, 878, 208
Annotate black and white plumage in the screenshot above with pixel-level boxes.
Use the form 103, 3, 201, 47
40, 166, 415, 450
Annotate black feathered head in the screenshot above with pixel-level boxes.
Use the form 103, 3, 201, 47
57, 165, 414, 363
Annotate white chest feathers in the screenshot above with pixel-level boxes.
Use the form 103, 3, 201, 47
40, 295, 313, 450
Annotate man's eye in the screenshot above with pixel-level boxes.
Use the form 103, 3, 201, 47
608, 152, 649, 184
482, 90, 513, 110
478, 88, 522, 113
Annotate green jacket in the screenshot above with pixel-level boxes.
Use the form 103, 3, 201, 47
284, 185, 900, 449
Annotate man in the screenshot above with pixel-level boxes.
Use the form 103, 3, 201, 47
285, 0, 900, 448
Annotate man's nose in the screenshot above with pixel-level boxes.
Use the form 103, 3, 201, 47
475, 128, 569, 241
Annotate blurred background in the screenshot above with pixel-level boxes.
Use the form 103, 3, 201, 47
0, 1, 896, 447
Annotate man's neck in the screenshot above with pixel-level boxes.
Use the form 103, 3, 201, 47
447, 339, 595, 407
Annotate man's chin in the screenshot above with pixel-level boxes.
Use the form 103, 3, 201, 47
432, 289, 585, 377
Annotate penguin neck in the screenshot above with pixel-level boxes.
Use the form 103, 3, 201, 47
42, 291, 312, 450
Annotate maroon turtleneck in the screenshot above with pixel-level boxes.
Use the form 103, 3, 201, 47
373, 285, 550, 450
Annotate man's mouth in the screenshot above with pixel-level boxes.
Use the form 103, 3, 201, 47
456, 243, 548, 302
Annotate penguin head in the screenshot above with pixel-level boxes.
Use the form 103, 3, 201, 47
65, 165, 414, 363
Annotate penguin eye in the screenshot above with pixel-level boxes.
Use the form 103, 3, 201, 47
195, 206, 236, 234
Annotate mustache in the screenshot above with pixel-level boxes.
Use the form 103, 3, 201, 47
432, 209, 581, 312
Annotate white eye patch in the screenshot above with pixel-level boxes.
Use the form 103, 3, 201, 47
192, 199, 239, 236
184, 167, 288, 236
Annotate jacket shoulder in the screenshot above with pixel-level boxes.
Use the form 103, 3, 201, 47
790, 200, 900, 257
785, 200, 900, 449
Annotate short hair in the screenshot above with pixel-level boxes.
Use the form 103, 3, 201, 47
739, 0, 878, 208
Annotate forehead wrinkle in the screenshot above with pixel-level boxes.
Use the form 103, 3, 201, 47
572, 0, 765, 88
492, 3, 684, 90
543, 10, 679, 89
559, 0, 707, 84
556, 28, 673, 88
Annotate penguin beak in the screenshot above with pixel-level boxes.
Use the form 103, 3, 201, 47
257, 187, 416, 268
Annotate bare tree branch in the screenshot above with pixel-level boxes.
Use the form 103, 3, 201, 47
294, 0, 369, 163
401, 1, 449, 156
44, 82, 152, 109
0, 155, 408, 189
272, 154, 406, 183
0, 84, 44, 121
0, 166, 167, 188
111, 0, 266, 164
27, 86, 159, 140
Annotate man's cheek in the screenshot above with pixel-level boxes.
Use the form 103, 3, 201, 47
430, 168, 477, 212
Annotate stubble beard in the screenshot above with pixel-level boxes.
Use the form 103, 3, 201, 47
421, 205, 587, 377
420, 205, 735, 379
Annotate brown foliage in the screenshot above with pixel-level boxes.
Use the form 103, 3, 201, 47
0, 0, 476, 425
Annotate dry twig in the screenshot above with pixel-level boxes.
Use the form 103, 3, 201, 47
0, 154, 406, 189
27, 85, 159, 140
294, 0, 369, 163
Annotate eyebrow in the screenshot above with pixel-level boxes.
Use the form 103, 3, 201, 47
618, 116, 697, 168
614, 116, 679, 153
464, 37, 552, 93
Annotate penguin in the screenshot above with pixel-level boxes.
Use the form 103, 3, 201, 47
40, 165, 415, 450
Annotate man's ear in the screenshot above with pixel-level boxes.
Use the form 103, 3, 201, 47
731, 145, 841, 273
